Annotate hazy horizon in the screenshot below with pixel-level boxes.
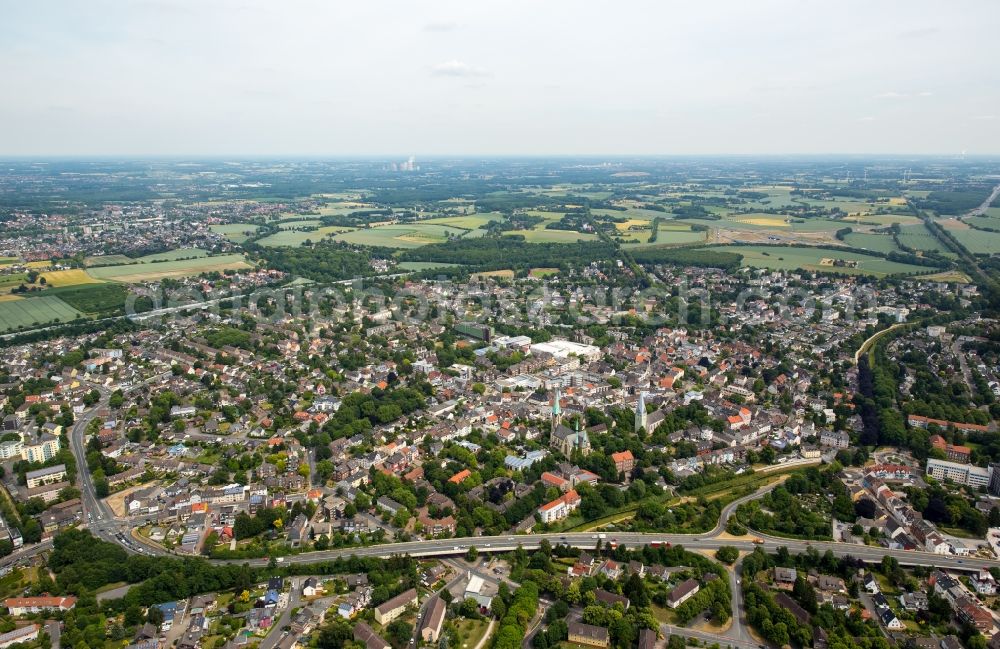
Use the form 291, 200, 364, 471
2, 0, 998, 157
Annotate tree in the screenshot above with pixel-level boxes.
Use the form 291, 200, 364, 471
21, 518, 42, 544
385, 620, 413, 649
147, 606, 165, 627
623, 572, 649, 608
315, 619, 353, 649
460, 598, 482, 619
490, 597, 507, 619
466, 546, 478, 562
124, 604, 145, 627
715, 546, 739, 564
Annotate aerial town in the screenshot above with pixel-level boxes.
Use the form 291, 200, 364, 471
0, 155, 998, 649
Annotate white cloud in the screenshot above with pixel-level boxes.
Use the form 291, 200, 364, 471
423, 21, 459, 32
973, 115, 998, 121
875, 91, 933, 99
430, 60, 489, 78
857, 116, 877, 122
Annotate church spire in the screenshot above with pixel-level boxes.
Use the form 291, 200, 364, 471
635, 391, 647, 432
551, 386, 562, 431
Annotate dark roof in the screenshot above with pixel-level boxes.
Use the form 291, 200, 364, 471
668, 578, 699, 603
638, 629, 656, 649
354, 623, 390, 649
594, 589, 630, 609
774, 592, 811, 625
567, 621, 609, 644
420, 597, 446, 635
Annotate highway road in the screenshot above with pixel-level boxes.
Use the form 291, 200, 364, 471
966, 182, 1000, 219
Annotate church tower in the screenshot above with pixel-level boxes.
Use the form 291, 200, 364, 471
635, 391, 647, 432
551, 386, 563, 432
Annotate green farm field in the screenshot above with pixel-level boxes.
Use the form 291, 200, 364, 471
135, 248, 211, 263
503, 228, 599, 243
84, 254, 134, 266
417, 213, 504, 229
842, 232, 901, 254
330, 223, 471, 248
276, 219, 322, 229
896, 223, 942, 252
622, 228, 708, 248
86, 253, 253, 282
706, 245, 930, 276
256, 226, 354, 247
211, 223, 260, 243
0, 295, 83, 332
938, 218, 1000, 254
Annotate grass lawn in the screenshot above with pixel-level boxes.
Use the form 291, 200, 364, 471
940, 526, 980, 539
450, 617, 491, 649
0, 567, 39, 599
651, 604, 675, 625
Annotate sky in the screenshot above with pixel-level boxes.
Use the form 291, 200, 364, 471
1, 0, 998, 156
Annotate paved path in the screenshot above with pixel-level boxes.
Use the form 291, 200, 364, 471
475, 619, 496, 649
662, 623, 760, 649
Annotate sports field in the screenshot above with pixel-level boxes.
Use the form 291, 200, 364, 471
705, 245, 929, 276
0, 295, 83, 332
86, 254, 253, 282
